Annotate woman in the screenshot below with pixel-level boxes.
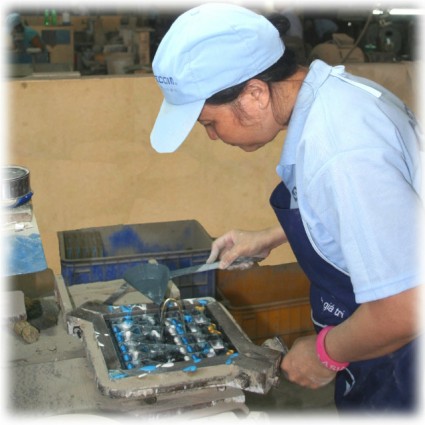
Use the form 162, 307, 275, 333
7, 13, 45, 52
150, 3, 422, 413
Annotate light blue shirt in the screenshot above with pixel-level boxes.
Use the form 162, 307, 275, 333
277, 60, 423, 303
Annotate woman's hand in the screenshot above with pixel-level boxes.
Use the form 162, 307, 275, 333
281, 335, 336, 389
207, 226, 287, 269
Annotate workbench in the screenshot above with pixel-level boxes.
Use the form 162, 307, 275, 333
6, 276, 258, 421
3, 204, 280, 421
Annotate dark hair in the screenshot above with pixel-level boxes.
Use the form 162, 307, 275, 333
206, 14, 299, 106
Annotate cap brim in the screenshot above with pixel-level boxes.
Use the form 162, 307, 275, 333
150, 98, 205, 153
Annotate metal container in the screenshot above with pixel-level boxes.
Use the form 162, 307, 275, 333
1, 165, 31, 202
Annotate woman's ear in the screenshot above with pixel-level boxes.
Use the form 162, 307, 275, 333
244, 79, 270, 109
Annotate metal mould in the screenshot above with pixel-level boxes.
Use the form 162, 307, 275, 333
67, 297, 282, 400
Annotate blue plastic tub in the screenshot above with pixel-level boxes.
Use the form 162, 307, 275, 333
57, 220, 215, 299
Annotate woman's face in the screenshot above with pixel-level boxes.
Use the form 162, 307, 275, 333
197, 82, 284, 152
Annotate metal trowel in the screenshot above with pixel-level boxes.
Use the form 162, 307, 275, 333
120, 257, 262, 305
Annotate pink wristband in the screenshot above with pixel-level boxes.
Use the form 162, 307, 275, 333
316, 326, 349, 372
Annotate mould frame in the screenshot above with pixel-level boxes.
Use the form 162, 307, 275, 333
66, 298, 282, 400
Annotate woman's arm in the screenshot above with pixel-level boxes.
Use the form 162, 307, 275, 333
281, 286, 420, 389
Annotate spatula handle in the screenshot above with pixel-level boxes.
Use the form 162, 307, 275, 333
169, 256, 263, 279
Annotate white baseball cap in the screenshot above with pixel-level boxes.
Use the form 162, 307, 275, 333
150, 3, 285, 153
6, 13, 21, 32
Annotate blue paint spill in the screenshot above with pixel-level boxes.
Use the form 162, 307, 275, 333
139, 365, 157, 372
182, 365, 197, 373
4, 233, 47, 275
108, 370, 129, 380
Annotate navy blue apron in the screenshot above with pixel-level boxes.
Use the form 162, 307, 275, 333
270, 181, 417, 413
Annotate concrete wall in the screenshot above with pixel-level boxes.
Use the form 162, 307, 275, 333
6, 61, 418, 275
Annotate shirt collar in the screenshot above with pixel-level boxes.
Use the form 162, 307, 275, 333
276, 60, 334, 178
